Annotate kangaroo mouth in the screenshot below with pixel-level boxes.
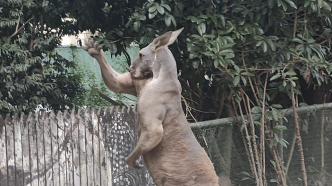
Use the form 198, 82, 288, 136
130, 70, 153, 79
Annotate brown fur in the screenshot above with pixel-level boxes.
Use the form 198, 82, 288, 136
84, 29, 219, 186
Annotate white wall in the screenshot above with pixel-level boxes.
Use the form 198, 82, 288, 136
61, 30, 96, 46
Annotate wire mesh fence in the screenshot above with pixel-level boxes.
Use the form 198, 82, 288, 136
193, 103, 332, 186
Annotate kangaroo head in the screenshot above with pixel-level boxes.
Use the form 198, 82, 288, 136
129, 28, 183, 79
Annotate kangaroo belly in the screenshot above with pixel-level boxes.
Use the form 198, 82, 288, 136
143, 124, 219, 186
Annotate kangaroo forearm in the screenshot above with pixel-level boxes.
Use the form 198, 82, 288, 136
95, 55, 137, 96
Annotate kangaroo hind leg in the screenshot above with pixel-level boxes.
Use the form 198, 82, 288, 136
125, 105, 166, 168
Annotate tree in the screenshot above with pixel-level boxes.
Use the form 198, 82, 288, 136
0, 0, 84, 116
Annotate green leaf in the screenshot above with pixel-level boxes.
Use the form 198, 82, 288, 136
311, 2, 317, 12
292, 38, 302, 43
266, 111, 274, 120
268, 0, 276, 8
241, 171, 252, 177
241, 72, 254, 76
187, 16, 197, 22
219, 59, 226, 67
220, 15, 225, 27
234, 65, 240, 73
133, 21, 140, 31
271, 104, 283, 109
232, 7, 244, 13
157, 6, 164, 14
165, 16, 171, 27
262, 41, 268, 52
322, 1, 331, 11
256, 40, 263, 47
234, 76, 240, 85
220, 49, 234, 54
139, 14, 146, 21
252, 106, 263, 113
266, 39, 276, 51
281, 0, 288, 11
254, 121, 262, 126
277, 0, 282, 7
270, 160, 276, 169
197, 25, 203, 36
189, 53, 195, 59
161, 4, 171, 11
170, 15, 177, 26
290, 80, 296, 87
279, 139, 289, 147
214, 59, 219, 68
275, 133, 279, 142
274, 125, 287, 130
241, 76, 247, 85
311, 46, 324, 59
289, 77, 298, 80
211, 15, 217, 24
149, 11, 158, 19
149, 6, 157, 13
318, 0, 323, 8
257, 28, 264, 35
241, 177, 251, 181
268, 36, 279, 40
284, 71, 296, 76
304, 0, 311, 7
285, 0, 297, 9
234, 96, 241, 104
199, 23, 206, 34
219, 27, 233, 35
254, 35, 263, 40
283, 80, 287, 87
270, 73, 281, 81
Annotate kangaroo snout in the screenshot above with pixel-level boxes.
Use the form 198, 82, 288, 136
129, 66, 136, 73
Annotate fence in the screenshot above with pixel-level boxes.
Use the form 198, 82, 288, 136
192, 103, 332, 186
1, 104, 332, 186
0, 106, 153, 186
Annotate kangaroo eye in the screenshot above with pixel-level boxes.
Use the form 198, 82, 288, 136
139, 53, 144, 59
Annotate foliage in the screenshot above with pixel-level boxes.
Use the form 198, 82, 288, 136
55, 0, 332, 119
0, 0, 84, 116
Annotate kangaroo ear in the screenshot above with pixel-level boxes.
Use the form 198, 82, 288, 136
151, 28, 184, 51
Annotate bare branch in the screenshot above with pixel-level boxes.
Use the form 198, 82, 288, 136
99, 92, 120, 106
290, 81, 308, 186
260, 74, 268, 185
245, 94, 263, 186
238, 93, 259, 185
122, 48, 131, 68
14, 6, 24, 34
241, 51, 260, 105
10, 17, 34, 39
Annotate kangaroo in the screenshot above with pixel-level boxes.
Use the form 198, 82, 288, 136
84, 28, 219, 186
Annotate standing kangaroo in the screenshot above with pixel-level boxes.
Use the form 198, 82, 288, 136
84, 28, 219, 186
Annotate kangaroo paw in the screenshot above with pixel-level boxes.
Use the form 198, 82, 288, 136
125, 156, 143, 169
83, 39, 103, 57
